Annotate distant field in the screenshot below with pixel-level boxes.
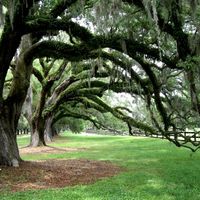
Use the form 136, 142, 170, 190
1, 132, 200, 200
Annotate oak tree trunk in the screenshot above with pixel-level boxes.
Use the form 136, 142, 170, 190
30, 118, 46, 147
44, 116, 54, 142
44, 118, 58, 142
22, 86, 33, 127
0, 109, 21, 166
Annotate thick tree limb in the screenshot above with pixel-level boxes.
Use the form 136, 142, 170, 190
24, 18, 178, 68
32, 67, 44, 84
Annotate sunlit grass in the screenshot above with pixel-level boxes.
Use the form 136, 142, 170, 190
1, 132, 200, 200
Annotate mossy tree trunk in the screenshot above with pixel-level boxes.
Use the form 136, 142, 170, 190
29, 59, 68, 146
0, 32, 27, 166
29, 86, 47, 147
0, 34, 33, 165
0, 105, 21, 166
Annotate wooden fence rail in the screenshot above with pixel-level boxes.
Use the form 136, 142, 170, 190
131, 131, 200, 143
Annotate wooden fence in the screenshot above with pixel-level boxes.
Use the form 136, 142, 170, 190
16, 127, 200, 144
16, 128, 63, 135
16, 128, 30, 135
131, 131, 200, 143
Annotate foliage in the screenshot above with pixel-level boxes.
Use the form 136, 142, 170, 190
17, 116, 29, 130
97, 113, 128, 133
55, 117, 85, 133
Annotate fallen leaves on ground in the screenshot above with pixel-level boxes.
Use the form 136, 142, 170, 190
0, 159, 122, 192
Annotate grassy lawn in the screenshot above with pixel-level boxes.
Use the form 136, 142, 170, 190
1, 132, 200, 200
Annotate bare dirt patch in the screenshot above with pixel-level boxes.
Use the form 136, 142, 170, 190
0, 159, 123, 192
19, 146, 86, 154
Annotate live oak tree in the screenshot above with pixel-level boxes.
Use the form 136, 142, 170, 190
30, 57, 137, 146
91, 0, 200, 150
121, 0, 200, 150
30, 58, 69, 146
0, 0, 39, 166
0, 0, 96, 166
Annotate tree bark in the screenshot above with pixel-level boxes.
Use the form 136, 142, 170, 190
44, 116, 57, 142
0, 34, 33, 166
0, 107, 21, 166
186, 70, 200, 115
30, 118, 46, 147
22, 86, 33, 129
29, 87, 47, 146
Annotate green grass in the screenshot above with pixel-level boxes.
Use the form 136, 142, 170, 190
1, 132, 200, 200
